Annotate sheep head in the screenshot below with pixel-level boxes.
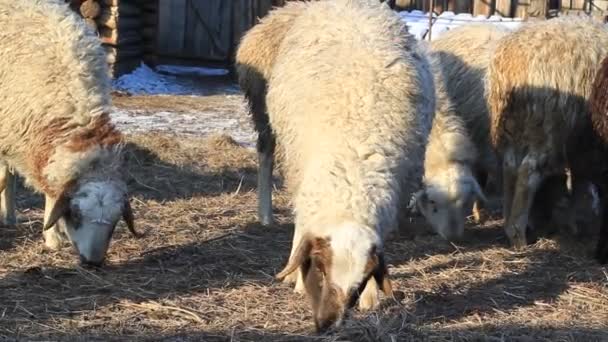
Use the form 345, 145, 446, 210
413, 167, 486, 241
44, 179, 139, 267
276, 224, 392, 332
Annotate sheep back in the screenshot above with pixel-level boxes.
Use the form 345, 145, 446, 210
0, 0, 120, 196
267, 0, 434, 237
488, 17, 608, 151
235, 2, 307, 136
431, 24, 509, 172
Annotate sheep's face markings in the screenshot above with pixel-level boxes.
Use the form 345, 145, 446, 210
299, 237, 347, 332
62, 181, 126, 266
298, 226, 381, 331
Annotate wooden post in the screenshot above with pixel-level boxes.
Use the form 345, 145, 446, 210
395, 0, 415, 10
428, 0, 434, 41
514, 0, 547, 18
453, 0, 472, 13
495, 0, 512, 16
473, 0, 493, 16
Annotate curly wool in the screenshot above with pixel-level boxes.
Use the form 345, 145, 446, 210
489, 17, 608, 151
429, 24, 509, 176
267, 0, 435, 239
0, 0, 122, 197
235, 2, 307, 139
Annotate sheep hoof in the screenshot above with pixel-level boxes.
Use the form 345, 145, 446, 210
358, 291, 380, 311
506, 224, 528, 250
472, 208, 487, 223
259, 215, 274, 227
293, 276, 306, 294
358, 279, 380, 311
282, 270, 298, 284
43, 228, 65, 250
472, 202, 487, 223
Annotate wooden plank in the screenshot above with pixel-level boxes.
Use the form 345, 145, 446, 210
96, 9, 142, 30
528, 0, 547, 17
157, 0, 171, 55
99, 27, 142, 46
563, 0, 587, 11
110, 58, 141, 78
591, 0, 608, 11
394, 0, 415, 10
453, 0, 472, 13
103, 44, 143, 63
495, 0, 512, 16
165, 0, 186, 55
514, 0, 545, 18
115, 3, 141, 16
473, 0, 493, 16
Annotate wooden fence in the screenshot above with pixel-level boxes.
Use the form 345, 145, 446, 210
67, 0, 608, 77
395, 0, 608, 18
153, 0, 274, 67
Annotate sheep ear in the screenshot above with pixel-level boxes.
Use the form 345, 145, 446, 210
276, 235, 312, 281
372, 251, 393, 297
44, 194, 70, 231
123, 198, 141, 238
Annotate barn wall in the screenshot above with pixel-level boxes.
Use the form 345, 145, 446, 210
154, 0, 273, 66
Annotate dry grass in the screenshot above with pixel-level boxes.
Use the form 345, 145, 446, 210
0, 119, 607, 341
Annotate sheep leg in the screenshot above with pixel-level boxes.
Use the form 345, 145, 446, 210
595, 194, 608, 264
472, 201, 485, 223
257, 130, 275, 226
472, 170, 488, 223
502, 149, 517, 223
42, 195, 66, 250
358, 277, 380, 311
505, 155, 544, 250
283, 225, 305, 293
0, 163, 16, 226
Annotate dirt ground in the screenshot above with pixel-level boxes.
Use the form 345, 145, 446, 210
0, 86, 607, 341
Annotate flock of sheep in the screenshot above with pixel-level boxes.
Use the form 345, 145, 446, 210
1, 0, 608, 334
236, 0, 608, 331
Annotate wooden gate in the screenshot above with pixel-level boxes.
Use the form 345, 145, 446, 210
156, 0, 273, 64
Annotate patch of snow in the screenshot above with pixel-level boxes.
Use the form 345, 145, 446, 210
400, 10, 523, 41
156, 65, 229, 77
113, 63, 240, 96
113, 63, 193, 95
110, 104, 256, 149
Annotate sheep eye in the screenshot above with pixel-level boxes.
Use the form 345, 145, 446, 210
66, 207, 82, 227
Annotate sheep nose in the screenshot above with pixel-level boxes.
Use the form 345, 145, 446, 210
79, 255, 104, 268
315, 315, 342, 333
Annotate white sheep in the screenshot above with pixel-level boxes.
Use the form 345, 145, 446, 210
235, 2, 307, 226
0, 0, 137, 266
488, 17, 608, 249
268, 0, 434, 331
412, 24, 508, 241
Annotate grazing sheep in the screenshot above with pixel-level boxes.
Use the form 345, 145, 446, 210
412, 24, 508, 241
269, 0, 434, 331
488, 17, 608, 249
235, 2, 307, 226
0, 0, 137, 266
